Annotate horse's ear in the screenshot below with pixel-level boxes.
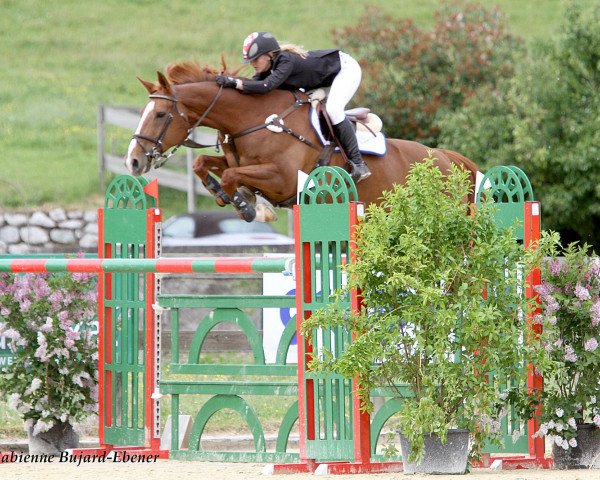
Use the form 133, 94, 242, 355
157, 71, 173, 94
138, 77, 156, 94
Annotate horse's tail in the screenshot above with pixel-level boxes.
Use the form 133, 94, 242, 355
440, 149, 479, 205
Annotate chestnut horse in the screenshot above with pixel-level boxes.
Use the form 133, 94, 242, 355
125, 62, 479, 221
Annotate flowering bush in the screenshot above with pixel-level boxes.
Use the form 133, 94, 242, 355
530, 236, 600, 450
0, 269, 98, 436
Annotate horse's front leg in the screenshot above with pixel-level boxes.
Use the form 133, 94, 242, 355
192, 154, 231, 206
220, 164, 286, 222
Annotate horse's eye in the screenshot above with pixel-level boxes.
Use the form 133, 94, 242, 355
156, 111, 167, 119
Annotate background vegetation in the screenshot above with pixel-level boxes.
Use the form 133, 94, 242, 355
1, 0, 597, 240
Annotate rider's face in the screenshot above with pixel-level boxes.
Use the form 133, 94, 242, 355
250, 54, 272, 74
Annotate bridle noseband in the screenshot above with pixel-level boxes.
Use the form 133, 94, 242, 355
132, 86, 223, 169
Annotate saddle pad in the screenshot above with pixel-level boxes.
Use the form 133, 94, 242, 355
309, 107, 387, 157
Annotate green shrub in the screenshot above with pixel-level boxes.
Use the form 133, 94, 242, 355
333, 2, 523, 146
303, 156, 539, 462
438, 1, 600, 249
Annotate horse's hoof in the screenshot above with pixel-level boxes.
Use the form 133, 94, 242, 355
255, 203, 278, 222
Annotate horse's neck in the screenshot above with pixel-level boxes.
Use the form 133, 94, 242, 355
179, 83, 271, 133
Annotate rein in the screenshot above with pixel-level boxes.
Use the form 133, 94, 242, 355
222, 91, 321, 167
132, 86, 224, 169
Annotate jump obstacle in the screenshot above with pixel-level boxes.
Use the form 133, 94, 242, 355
0, 166, 549, 472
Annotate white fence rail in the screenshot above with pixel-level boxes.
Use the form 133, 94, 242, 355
97, 105, 219, 212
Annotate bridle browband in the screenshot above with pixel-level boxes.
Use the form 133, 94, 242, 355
132, 86, 223, 169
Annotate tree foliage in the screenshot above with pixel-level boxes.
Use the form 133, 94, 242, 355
438, 2, 600, 249
333, 2, 523, 146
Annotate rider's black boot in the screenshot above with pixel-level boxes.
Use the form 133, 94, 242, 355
333, 119, 372, 183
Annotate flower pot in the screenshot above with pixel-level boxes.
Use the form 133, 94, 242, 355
399, 429, 470, 475
552, 424, 600, 469
27, 420, 79, 455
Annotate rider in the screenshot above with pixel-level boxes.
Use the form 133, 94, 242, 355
215, 32, 371, 183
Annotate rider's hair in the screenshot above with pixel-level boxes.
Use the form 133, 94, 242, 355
279, 43, 308, 59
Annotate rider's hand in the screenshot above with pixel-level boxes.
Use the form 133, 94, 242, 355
216, 75, 239, 89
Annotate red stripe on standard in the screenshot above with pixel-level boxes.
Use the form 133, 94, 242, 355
214, 258, 254, 273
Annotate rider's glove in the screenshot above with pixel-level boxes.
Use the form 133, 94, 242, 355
216, 75, 239, 89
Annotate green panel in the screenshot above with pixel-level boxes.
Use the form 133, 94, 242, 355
103, 209, 149, 244
299, 203, 350, 243
489, 203, 525, 240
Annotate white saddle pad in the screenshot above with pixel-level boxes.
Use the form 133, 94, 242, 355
309, 107, 387, 157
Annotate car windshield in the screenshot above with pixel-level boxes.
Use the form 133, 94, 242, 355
218, 219, 273, 234
163, 216, 195, 238
162, 214, 277, 239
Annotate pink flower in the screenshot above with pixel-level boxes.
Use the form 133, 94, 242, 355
591, 300, 600, 327
548, 259, 563, 276
564, 345, 578, 362
543, 295, 560, 314
574, 284, 591, 301
584, 337, 598, 352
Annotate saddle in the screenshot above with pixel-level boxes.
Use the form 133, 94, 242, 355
307, 88, 383, 137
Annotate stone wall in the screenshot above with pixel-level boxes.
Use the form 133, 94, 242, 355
0, 209, 98, 254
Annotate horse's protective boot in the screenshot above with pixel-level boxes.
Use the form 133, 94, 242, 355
333, 119, 371, 183
232, 191, 256, 222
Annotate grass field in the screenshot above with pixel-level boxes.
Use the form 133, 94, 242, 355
1, 0, 594, 220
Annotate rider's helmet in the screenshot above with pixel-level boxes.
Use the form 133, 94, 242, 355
242, 32, 280, 63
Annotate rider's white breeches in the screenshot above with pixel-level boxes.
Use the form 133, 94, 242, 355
326, 51, 362, 125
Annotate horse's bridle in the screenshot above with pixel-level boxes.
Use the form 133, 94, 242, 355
132, 86, 223, 169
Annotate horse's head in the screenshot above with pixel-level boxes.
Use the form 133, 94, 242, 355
125, 72, 192, 176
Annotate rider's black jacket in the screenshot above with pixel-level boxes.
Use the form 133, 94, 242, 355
241, 49, 341, 94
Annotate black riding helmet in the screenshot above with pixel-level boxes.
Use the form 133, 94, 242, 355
242, 32, 280, 63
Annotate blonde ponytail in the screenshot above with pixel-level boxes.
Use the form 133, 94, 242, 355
279, 43, 308, 59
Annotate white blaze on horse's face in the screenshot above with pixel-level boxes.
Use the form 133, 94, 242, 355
125, 100, 156, 175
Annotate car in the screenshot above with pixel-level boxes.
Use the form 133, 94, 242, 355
161, 211, 294, 247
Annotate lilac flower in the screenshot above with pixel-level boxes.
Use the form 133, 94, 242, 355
548, 259, 563, 276
19, 298, 32, 312
591, 300, 600, 327
574, 284, 591, 301
594, 415, 600, 428
547, 315, 557, 325
535, 283, 554, 296
568, 438, 578, 448
567, 417, 577, 429
32, 277, 51, 298
3, 328, 21, 341
584, 337, 598, 352
48, 290, 64, 309
543, 295, 560, 314
39, 317, 54, 333
563, 345, 578, 362
555, 408, 564, 418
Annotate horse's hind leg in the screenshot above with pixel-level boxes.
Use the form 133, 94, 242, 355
192, 154, 231, 206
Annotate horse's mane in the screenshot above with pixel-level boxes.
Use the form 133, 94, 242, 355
166, 57, 242, 85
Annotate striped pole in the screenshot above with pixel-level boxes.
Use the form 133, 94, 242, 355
0, 256, 295, 274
